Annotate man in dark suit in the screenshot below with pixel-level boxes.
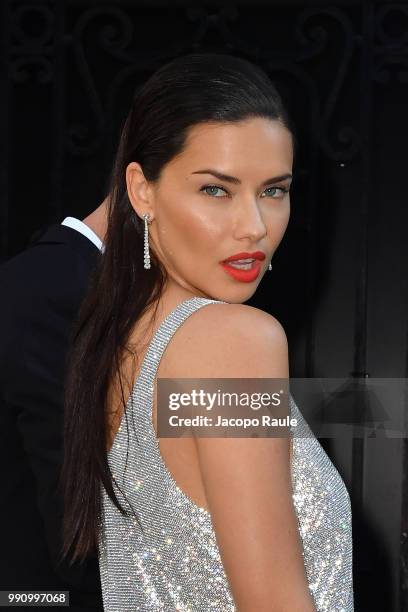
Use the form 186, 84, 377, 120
0, 200, 108, 610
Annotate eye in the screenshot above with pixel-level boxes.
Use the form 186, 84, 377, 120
200, 184, 229, 198
262, 186, 290, 198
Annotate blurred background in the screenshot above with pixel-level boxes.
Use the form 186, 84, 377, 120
1, 0, 407, 609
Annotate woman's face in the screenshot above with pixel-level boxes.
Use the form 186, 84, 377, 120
127, 116, 293, 303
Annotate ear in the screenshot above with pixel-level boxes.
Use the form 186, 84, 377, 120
125, 161, 154, 221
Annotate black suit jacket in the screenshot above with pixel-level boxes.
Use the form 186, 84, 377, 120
0, 224, 103, 610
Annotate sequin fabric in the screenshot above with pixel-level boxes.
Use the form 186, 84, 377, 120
98, 297, 354, 611
290, 397, 354, 611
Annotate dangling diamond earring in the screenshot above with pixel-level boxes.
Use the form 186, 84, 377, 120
143, 213, 151, 269
268, 262, 272, 271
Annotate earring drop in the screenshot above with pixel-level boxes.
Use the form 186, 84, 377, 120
268, 262, 272, 271
143, 213, 151, 269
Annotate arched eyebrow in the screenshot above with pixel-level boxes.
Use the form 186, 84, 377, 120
191, 168, 292, 186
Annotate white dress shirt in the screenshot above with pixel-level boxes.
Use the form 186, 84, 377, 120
61, 217, 104, 252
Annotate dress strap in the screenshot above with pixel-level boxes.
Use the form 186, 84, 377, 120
107, 296, 227, 502
133, 296, 226, 411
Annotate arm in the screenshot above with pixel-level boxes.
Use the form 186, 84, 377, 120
171, 303, 316, 612
0, 246, 102, 596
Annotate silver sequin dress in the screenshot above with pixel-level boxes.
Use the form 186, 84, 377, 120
98, 297, 354, 611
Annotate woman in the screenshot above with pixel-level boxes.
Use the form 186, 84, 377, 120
61, 53, 354, 611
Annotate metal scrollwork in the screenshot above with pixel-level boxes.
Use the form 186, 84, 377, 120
9, 4, 54, 83
373, 5, 408, 84
295, 7, 361, 161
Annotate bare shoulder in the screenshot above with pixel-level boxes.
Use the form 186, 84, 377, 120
161, 302, 314, 610
190, 301, 285, 331
160, 301, 288, 379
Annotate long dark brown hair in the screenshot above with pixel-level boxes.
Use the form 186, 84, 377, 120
59, 52, 297, 566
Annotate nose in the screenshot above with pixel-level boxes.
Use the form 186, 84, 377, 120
232, 198, 267, 243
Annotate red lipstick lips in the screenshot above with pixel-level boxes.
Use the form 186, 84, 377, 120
223, 251, 266, 263
220, 251, 266, 283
